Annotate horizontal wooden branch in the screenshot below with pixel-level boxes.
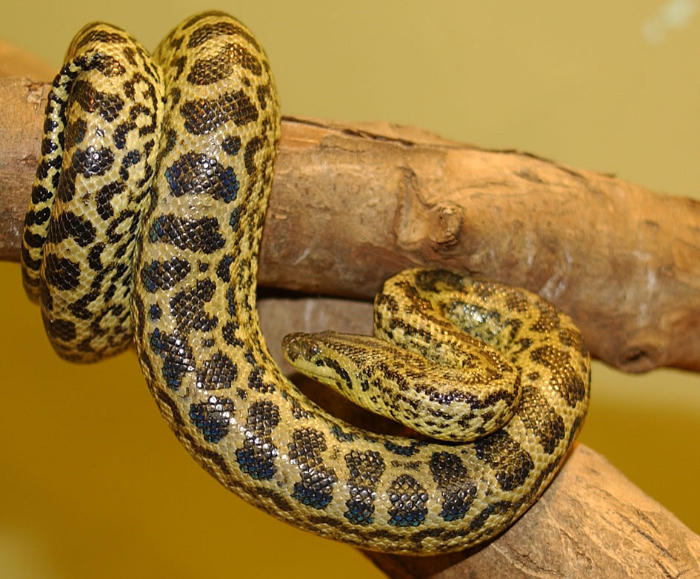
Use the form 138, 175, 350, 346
258, 295, 700, 577
1, 77, 699, 373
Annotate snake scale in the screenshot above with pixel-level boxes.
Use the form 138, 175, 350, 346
21, 11, 590, 554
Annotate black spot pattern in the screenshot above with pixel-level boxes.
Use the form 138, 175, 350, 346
74, 28, 128, 50
46, 211, 95, 247
118, 149, 141, 180
315, 357, 353, 391
67, 289, 100, 320
518, 386, 565, 454
243, 135, 263, 176
188, 43, 262, 86
19, 10, 590, 553
71, 79, 125, 122
474, 431, 534, 491
140, 257, 191, 292
216, 255, 234, 282
104, 209, 140, 245
289, 428, 337, 509
180, 91, 258, 135
344, 450, 385, 525
558, 327, 588, 357
22, 231, 44, 255
414, 269, 465, 293
24, 207, 51, 227
384, 440, 422, 457
43, 254, 80, 291
196, 350, 237, 389
57, 146, 115, 204
186, 20, 261, 52
388, 474, 428, 527
531, 302, 560, 333
504, 289, 529, 313
530, 345, 587, 407
468, 500, 513, 532
221, 135, 241, 155
189, 396, 234, 442
31, 184, 53, 204
148, 214, 225, 253
330, 425, 356, 442
429, 452, 477, 522
148, 328, 194, 390
221, 321, 242, 347
169, 279, 218, 332
95, 182, 125, 220
247, 365, 275, 393
64, 118, 87, 150
235, 400, 280, 480
45, 317, 77, 342
165, 152, 239, 202
36, 155, 61, 182
256, 83, 272, 110
80, 52, 127, 77
229, 206, 242, 230
76, 146, 115, 178
149, 304, 162, 321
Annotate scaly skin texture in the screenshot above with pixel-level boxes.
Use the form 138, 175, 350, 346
21, 22, 163, 361
22, 11, 590, 554
283, 270, 525, 443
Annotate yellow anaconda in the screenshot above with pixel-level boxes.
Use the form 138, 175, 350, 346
21, 11, 590, 554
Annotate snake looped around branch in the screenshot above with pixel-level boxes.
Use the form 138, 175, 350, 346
20, 11, 590, 554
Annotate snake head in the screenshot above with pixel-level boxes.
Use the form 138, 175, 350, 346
282, 332, 324, 364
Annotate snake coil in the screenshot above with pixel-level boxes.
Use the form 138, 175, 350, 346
21, 11, 590, 554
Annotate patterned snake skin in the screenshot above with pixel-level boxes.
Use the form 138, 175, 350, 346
21, 11, 590, 554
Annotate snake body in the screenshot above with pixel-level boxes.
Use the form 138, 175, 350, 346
21, 12, 590, 554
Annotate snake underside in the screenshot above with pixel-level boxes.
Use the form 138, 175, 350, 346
21, 11, 590, 554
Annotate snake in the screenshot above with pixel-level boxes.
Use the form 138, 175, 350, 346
20, 11, 590, 554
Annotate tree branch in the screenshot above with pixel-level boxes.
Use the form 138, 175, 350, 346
2, 77, 699, 373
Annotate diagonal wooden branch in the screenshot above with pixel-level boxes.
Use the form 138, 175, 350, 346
1, 77, 699, 374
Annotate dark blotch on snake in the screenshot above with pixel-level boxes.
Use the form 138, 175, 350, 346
140, 257, 191, 292
474, 431, 534, 492
388, 474, 428, 527
235, 400, 280, 480
189, 397, 235, 443
180, 91, 258, 135
148, 214, 225, 254
289, 428, 337, 509
165, 152, 238, 202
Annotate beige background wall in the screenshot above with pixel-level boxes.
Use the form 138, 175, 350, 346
1, 1, 698, 578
